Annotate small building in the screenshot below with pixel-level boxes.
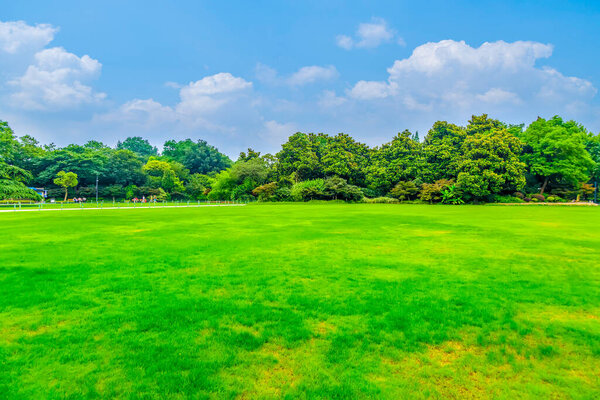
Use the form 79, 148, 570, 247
28, 187, 47, 198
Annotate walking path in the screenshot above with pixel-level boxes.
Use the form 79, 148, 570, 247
0, 203, 246, 213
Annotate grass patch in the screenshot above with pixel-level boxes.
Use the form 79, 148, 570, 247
1, 203, 599, 398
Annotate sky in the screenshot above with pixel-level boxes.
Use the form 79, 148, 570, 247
1, 0, 599, 157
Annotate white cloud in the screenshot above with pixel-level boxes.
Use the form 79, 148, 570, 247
336, 18, 401, 50
348, 80, 392, 100
180, 72, 251, 96
287, 65, 338, 86
8, 47, 105, 110
100, 72, 253, 126
335, 35, 354, 50
176, 73, 252, 115
349, 40, 596, 113
0, 20, 57, 54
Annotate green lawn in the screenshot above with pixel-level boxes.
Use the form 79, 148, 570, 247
1, 203, 599, 399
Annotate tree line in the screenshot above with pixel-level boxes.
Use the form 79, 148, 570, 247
1, 115, 599, 204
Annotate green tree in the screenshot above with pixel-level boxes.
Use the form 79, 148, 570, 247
456, 128, 526, 199
520, 116, 595, 194
321, 133, 370, 186
366, 130, 422, 194
163, 139, 231, 174
106, 149, 146, 186
116, 137, 158, 158
420, 121, 466, 183
275, 132, 327, 181
238, 148, 261, 162
54, 171, 78, 201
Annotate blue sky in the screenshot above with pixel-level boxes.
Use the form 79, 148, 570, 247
1, 0, 599, 156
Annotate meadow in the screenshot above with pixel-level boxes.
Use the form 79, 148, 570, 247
1, 203, 599, 399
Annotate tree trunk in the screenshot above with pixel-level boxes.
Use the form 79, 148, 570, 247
540, 176, 549, 195
64, 187, 68, 202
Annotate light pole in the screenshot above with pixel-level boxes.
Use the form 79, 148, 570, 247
95, 174, 99, 203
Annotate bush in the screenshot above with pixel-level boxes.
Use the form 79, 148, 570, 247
493, 195, 524, 203
252, 182, 278, 201
419, 179, 454, 203
530, 197, 539, 202
389, 181, 419, 201
441, 184, 464, 205
291, 179, 325, 201
546, 195, 564, 203
531, 194, 545, 202
524, 197, 532, 202
364, 196, 399, 204
0, 180, 41, 201
323, 176, 363, 202
513, 191, 525, 199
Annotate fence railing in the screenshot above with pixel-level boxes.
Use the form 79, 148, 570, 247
0, 199, 247, 211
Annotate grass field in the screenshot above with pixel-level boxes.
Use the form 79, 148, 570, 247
1, 203, 599, 399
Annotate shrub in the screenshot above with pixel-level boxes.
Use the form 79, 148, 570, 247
252, 182, 278, 201
419, 179, 454, 203
513, 191, 525, 199
493, 195, 524, 203
389, 181, 419, 201
0, 180, 41, 201
364, 197, 399, 204
524, 197, 532, 202
291, 179, 325, 201
530, 197, 539, 202
323, 176, 364, 202
441, 184, 464, 205
531, 194, 545, 202
546, 195, 565, 203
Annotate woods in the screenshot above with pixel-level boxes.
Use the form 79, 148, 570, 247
1, 115, 598, 203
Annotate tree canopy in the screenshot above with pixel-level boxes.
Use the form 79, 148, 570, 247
0, 114, 597, 203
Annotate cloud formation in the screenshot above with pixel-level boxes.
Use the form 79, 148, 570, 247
0, 20, 57, 54
336, 18, 402, 50
1, 20, 105, 110
348, 40, 596, 114
9, 47, 105, 110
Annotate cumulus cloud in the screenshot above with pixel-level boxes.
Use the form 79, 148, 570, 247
176, 73, 252, 115
336, 18, 402, 50
100, 72, 253, 126
0, 20, 57, 54
348, 40, 596, 114
287, 65, 338, 86
8, 47, 106, 110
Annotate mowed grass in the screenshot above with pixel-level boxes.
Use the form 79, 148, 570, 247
1, 204, 599, 399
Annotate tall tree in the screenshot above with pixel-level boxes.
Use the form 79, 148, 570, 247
421, 121, 466, 183
163, 139, 231, 174
456, 128, 526, 199
275, 132, 328, 181
520, 116, 594, 194
116, 137, 158, 158
366, 130, 421, 194
322, 133, 370, 186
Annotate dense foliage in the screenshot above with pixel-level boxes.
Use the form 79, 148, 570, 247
0, 114, 598, 203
